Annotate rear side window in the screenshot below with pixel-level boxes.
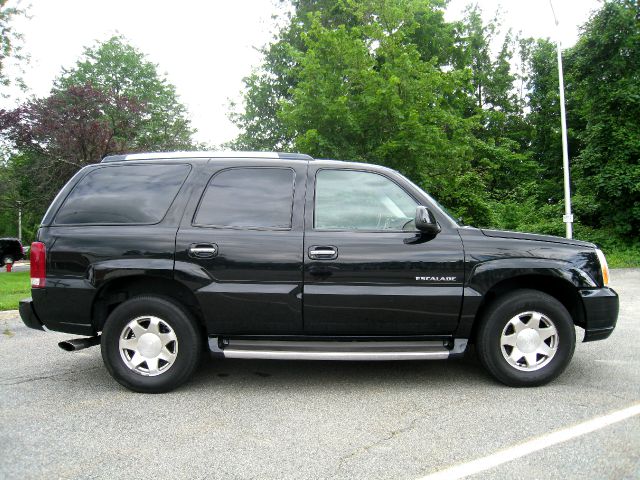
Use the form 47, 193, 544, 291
55, 164, 191, 225
194, 167, 295, 229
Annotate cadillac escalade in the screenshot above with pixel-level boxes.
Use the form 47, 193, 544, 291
19, 151, 619, 392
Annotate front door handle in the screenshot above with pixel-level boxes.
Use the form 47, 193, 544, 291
308, 246, 338, 260
189, 243, 218, 258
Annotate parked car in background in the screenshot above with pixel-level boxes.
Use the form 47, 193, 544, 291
0, 238, 25, 266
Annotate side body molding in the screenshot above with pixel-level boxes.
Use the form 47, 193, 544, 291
89, 259, 176, 288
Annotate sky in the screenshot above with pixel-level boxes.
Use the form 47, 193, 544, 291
2, 0, 602, 147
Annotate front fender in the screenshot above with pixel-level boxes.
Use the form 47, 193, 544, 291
468, 257, 597, 292
455, 258, 596, 339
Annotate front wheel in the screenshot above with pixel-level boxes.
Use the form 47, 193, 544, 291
476, 289, 576, 387
2, 255, 14, 266
101, 296, 202, 393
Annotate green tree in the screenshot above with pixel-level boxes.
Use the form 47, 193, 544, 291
231, 0, 456, 151
524, 39, 562, 200
232, 0, 505, 226
566, 0, 640, 237
55, 36, 194, 151
231, 0, 638, 242
452, 7, 537, 201
0, 0, 27, 92
0, 36, 196, 239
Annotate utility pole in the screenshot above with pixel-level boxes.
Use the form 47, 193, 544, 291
550, 0, 573, 239
17, 200, 22, 242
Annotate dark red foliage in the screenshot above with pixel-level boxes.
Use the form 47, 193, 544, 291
0, 84, 145, 167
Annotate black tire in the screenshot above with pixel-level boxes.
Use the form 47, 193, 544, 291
476, 289, 576, 387
2, 255, 14, 266
101, 296, 202, 393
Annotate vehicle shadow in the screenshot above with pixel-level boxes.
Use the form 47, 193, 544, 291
185, 348, 494, 392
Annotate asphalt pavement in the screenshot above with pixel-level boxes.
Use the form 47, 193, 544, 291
0, 269, 638, 479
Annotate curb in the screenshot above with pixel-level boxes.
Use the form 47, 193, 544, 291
0, 310, 19, 321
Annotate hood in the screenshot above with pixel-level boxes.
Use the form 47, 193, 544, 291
481, 229, 596, 248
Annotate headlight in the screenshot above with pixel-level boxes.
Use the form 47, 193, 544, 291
595, 249, 610, 286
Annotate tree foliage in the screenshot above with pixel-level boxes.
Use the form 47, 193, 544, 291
0, 0, 27, 91
55, 36, 194, 151
567, 0, 640, 237
231, 0, 527, 226
0, 36, 195, 238
0, 0, 637, 251
231, 0, 639, 244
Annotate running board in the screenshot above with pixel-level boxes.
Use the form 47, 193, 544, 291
208, 338, 468, 361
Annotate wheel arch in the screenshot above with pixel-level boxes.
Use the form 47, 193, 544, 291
91, 275, 205, 333
465, 274, 586, 343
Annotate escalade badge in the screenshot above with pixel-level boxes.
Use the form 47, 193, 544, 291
416, 276, 457, 282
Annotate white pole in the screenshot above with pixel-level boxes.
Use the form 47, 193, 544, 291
550, 1, 573, 239
18, 201, 22, 242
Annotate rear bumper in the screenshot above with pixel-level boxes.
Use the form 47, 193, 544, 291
19, 298, 45, 331
20, 294, 96, 335
580, 287, 619, 342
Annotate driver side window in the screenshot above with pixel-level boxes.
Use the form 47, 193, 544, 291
314, 169, 417, 231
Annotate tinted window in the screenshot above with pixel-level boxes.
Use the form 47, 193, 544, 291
195, 168, 295, 229
55, 164, 190, 225
315, 169, 417, 231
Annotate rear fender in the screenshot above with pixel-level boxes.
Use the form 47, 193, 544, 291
88, 259, 175, 288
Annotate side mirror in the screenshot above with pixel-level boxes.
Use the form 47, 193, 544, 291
415, 206, 441, 235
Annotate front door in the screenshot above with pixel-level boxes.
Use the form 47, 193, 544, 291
303, 166, 464, 335
175, 161, 307, 335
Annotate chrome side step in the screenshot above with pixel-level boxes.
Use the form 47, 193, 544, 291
208, 338, 468, 361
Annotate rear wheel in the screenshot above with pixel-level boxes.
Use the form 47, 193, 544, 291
2, 255, 14, 266
476, 289, 575, 387
101, 296, 202, 393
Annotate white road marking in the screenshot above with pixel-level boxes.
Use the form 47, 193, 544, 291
418, 403, 640, 480
595, 359, 636, 365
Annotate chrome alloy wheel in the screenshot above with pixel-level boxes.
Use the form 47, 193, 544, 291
119, 316, 178, 376
500, 311, 559, 371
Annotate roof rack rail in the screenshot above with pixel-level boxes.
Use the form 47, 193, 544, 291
101, 151, 314, 163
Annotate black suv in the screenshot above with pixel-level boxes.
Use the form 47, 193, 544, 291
1, 237, 24, 266
19, 152, 619, 393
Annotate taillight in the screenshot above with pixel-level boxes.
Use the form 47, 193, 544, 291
30, 242, 46, 288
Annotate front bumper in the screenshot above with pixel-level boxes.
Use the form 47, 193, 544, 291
19, 298, 45, 331
580, 287, 619, 342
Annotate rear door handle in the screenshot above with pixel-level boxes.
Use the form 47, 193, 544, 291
189, 243, 218, 258
308, 246, 338, 260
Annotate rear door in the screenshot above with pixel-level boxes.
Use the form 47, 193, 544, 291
303, 165, 464, 335
175, 159, 307, 335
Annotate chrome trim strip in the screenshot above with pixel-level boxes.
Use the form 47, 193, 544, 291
126, 151, 281, 160
208, 337, 469, 361
189, 247, 217, 253
102, 151, 314, 162
221, 349, 450, 361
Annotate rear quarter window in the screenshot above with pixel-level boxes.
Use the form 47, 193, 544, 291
54, 164, 191, 225
194, 167, 295, 229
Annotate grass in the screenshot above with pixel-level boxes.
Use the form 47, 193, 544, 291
606, 246, 640, 268
0, 271, 30, 311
